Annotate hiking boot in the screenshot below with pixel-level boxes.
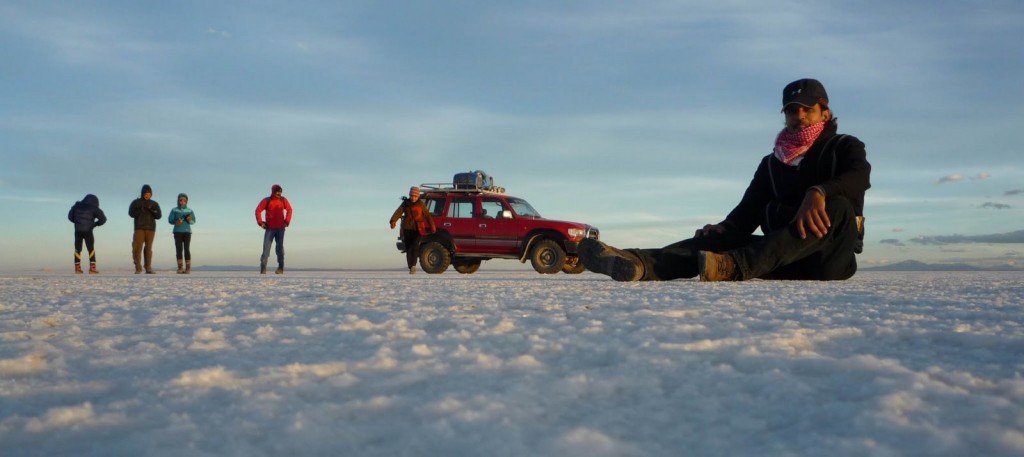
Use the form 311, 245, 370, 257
89, 263, 98, 274
578, 238, 644, 282
698, 251, 740, 282
409, 265, 416, 275
177, 260, 185, 274
184, 261, 191, 274
260, 263, 267, 274
275, 266, 284, 275
75, 264, 83, 274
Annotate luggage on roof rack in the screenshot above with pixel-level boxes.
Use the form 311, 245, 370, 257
453, 170, 494, 190
419, 170, 505, 193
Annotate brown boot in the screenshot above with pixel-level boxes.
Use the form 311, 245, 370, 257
184, 260, 191, 274
698, 251, 740, 282
177, 260, 184, 274
577, 239, 644, 282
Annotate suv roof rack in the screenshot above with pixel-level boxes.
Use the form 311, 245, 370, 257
419, 183, 507, 194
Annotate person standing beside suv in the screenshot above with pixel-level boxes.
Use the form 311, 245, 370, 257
390, 186, 436, 274
255, 184, 292, 274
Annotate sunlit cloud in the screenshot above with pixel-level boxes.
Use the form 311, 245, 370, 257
910, 229, 1024, 245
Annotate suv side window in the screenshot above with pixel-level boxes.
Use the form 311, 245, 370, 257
446, 198, 475, 218
424, 197, 444, 216
481, 198, 507, 219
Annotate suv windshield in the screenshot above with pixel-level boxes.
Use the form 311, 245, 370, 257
507, 197, 541, 218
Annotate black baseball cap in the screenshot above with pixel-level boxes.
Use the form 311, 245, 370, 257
782, 79, 828, 111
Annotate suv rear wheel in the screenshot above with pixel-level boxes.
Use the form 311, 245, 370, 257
419, 242, 452, 274
529, 239, 566, 274
453, 259, 482, 274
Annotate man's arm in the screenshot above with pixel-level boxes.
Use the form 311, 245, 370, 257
795, 137, 870, 239
255, 199, 266, 227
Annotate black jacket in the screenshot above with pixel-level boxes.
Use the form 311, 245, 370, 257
68, 194, 107, 232
723, 121, 870, 235
129, 198, 162, 230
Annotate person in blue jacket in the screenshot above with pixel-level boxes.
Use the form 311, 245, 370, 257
68, 194, 107, 274
167, 193, 196, 274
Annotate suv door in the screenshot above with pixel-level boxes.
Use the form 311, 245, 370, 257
476, 196, 520, 254
441, 195, 479, 252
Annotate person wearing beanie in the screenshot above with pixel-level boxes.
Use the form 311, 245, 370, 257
68, 194, 107, 274
128, 184, 162, 274
254, 184, 292, 274
578, 78, 870, 282
390, 186, 436, 274
167, 192, 196, 274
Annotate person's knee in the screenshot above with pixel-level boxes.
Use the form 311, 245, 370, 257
825, 197, 855, 220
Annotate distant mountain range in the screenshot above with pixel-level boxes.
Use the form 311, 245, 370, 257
861, 260, 1024, 272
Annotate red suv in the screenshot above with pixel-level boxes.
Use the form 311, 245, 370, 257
396, 175, 599, 274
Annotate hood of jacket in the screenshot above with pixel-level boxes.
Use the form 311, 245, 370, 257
81, 194, 99, 208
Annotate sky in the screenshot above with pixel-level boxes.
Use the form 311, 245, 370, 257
2, 271, 1023, 456
2, 0, 1023, 271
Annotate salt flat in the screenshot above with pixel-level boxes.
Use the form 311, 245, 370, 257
1, 271, 1022, 457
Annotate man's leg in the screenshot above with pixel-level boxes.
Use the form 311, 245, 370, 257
143, 228, 154, 270
74, 231, 85, 272
260, 230, 273, 270
404, 230, 420, 270
132, 229, 144, 273
274, 229, 285, 271
580, 231, 753, 282
633, 232, 756, 280
729, 197, 860, 280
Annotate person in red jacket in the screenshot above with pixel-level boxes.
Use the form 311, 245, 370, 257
255, 184, 293, 274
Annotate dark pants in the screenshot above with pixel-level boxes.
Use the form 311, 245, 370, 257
632, 197, 860, 281
402, 229, 421, 269
174, 233, 192, 261
132, 229, 156, 272
74, 231, 96, 264
261, 228, 285, 267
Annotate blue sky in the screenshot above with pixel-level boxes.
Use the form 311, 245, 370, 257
2, 1, 1022, 271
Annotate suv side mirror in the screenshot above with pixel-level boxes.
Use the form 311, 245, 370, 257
499, 210, 513, 219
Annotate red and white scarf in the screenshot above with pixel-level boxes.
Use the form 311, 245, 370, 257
773, 121, 825, 165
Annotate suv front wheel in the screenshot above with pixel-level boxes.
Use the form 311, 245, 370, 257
529, 239, 566, 274
419, 242, 452, 274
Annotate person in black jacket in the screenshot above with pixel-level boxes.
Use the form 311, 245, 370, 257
68, 194, 107, 274
128, 184, 162, 274
579, 78, 871, 282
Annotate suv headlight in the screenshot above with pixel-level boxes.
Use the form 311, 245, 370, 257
567, 228, 585, 240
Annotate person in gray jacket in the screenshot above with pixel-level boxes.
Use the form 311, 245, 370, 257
128, 184, 162, 274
